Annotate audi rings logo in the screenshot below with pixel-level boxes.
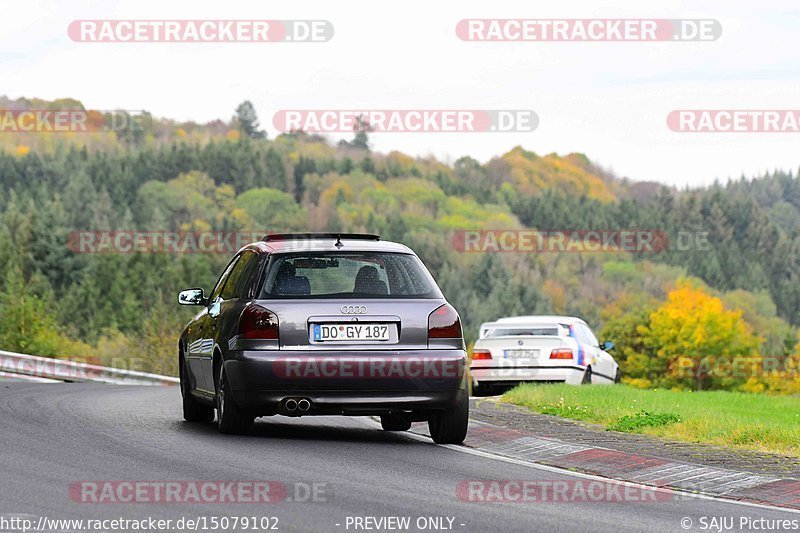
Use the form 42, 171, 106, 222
341, 305, 367, 314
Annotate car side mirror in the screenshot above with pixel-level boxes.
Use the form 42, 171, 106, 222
602, 340, 614, 351
178, 288, 207, 306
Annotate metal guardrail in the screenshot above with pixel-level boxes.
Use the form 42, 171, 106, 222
0, 369, 62, 383
0, 350, 179, 385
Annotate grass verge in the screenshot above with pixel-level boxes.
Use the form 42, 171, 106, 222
502, 383, 800, 456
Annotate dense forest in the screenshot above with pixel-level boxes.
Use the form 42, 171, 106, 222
2, 96, 800, 393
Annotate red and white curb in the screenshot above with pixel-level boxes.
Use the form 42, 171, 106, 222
411, 419, 798, 510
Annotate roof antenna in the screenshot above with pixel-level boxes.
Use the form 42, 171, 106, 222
334, 236, 344, 249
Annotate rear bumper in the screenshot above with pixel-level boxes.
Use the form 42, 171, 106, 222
471, 364, 586, 386
225, 349, 467, 415
233, 389, 467, 416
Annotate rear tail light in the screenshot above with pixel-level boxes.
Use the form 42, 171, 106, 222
550, 348, 573, 360
238, 304, 279, 340
472, 349, 492, 360
428, 303, 463, 339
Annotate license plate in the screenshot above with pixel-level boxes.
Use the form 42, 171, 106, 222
504, 349, 540, 359
313, 323, 390, 342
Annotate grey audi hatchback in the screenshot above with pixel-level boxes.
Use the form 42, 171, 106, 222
177, 233, 468, 443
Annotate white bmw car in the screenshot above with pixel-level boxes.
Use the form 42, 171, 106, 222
469, 315, 620, 394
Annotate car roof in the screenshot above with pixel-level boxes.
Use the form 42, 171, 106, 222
238, 234, 414, 255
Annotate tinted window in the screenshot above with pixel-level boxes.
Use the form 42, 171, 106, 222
260, 252, 440, 299
221, 251, 258, 299
210, 256, 239, 301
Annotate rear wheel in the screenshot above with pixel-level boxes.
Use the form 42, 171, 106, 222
428, 395, 468, 444
181, 359, 214, 423
581, 366, 593, 385
470, 382, 492, 397
614, 368, 621, 384
216, 365, 254, 435
381, 414, 412, 431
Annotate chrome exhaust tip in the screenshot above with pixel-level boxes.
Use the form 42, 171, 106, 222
297, 399, 311, 412
284, 398, 298, 412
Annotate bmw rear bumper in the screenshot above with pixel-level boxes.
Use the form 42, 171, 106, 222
470, 364, 587, 386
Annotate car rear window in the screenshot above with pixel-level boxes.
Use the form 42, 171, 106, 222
259, 252, 440, 299
484, 326, 560, 338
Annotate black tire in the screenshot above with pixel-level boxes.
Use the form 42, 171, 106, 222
581, 366, 593, 385
381, 414, 412, 431
216, 365, 254, 435
428, 395, 469, 444
614, 368, 621, 384
181, 359, 214, 423
470, 382, 491, 397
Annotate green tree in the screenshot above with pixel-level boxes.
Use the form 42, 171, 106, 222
233, 101, 266, 139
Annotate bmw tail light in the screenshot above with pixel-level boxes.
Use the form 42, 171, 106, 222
239, 304, 279, 340
550, 348, 573, 360
472, 349, 492, 360
428, 303, 463, 339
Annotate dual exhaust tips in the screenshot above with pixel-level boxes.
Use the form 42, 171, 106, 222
283, 397, 311, 413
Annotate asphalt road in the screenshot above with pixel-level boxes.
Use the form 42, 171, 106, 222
0, 383, 797, 533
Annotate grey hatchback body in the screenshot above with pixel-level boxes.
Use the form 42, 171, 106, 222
178, 233, 469, 443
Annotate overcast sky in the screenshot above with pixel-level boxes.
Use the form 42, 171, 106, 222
2, 0, 800, 187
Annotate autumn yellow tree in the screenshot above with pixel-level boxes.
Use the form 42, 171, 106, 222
644, 281, 760, 390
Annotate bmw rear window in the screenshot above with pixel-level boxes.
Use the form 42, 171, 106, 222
259, 252, 441, 299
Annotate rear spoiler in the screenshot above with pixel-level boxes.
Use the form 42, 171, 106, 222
478, 322, 569, 339
262, 233, 380, 242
